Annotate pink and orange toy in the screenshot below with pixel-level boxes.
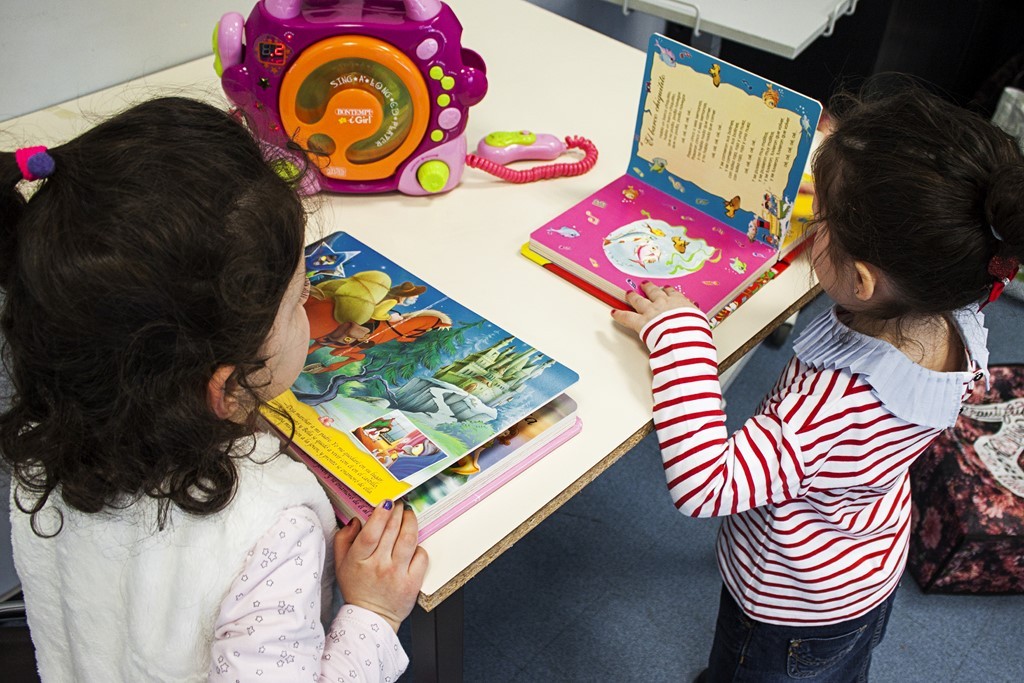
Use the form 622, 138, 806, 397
214, 0, 487, 195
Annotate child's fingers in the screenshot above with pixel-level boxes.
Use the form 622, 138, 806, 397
645, 281, 698, 309
623, 289, 650, 311
338, 518, 361, 542
372, 500, 405, 560
678, 293, 699, 309
350, 501, 394, 559
665, 288, 699, 309
333, 518, 361, 565
389, 508, 421, 568
640, 281, 667, 298
610, 308, 641, 329
623, 288, 646, 301
409, 545, 429, 583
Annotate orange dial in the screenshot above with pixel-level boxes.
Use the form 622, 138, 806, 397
279, 35, 430, 181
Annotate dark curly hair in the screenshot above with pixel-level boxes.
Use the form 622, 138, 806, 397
0, 97, 306, 533
812, 76, 1024, 318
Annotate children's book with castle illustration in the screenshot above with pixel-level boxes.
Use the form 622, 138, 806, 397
262, 232, 579, 508
526, 34, 822, 319
296, 394, 581, 541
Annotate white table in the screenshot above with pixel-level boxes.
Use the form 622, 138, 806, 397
2, 1, 819, 679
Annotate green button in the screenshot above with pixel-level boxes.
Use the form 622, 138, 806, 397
417, 159, 450, 193
485, 131, 537, 148
429, 66, 444, 80
440, 76, 455, 90
430, 129, 444, 142
436, 94, 451, 107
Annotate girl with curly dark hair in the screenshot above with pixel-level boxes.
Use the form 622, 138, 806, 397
1, 97, 425, 682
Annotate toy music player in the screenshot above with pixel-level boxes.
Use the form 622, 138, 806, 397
214, 0, 487, 195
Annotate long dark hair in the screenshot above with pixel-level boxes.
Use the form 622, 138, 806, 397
0, 97, 306, 533
812, 77, 1024, 318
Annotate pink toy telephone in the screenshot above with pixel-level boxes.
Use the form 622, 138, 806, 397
468, 130, 598, 183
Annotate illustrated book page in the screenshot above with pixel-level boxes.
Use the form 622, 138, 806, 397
263, 232, 579, 506
630, 34, 821, 245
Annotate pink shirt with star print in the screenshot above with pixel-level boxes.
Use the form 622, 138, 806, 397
209, 506, 408, 682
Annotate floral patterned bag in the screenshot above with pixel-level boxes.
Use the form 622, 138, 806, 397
908, 365, 1024, 593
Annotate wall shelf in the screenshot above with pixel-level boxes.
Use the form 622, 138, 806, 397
600, 0, 858, 59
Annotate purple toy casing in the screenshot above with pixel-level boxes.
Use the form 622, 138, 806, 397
217, 0, 487, 195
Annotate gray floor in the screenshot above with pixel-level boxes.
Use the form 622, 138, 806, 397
397, 291, 1024, 682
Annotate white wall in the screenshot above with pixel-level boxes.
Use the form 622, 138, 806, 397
1, 0, 241, 120
1, 1, 665, 121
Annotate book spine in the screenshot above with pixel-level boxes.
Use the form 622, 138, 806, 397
708, 267, 779, 329
521, 243, 630, 311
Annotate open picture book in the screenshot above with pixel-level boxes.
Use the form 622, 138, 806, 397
297, 394, 581, 542
262, 232, 580, 515
525, 33, 822, 322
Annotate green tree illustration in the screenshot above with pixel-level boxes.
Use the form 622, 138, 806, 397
345, 319, 488, 399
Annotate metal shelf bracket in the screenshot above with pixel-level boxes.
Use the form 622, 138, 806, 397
622, 0, 703, 38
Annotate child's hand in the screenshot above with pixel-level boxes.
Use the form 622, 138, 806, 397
333, 500, 428, 634
611, 281, 698, 334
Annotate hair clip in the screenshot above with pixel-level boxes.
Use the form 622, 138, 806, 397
981, 253, 1021, 309
15, 146, 55, 181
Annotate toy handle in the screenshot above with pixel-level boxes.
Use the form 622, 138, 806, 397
404, 0, 443, 21
466, 136, 598, 183
214, 12, 245, 76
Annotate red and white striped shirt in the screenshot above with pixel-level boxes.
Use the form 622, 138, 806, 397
641, 305, 987, 625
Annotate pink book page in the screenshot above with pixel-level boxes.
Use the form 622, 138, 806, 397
529, 175, 773, 314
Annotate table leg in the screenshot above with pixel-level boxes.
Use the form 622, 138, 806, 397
411, 588, 464, 683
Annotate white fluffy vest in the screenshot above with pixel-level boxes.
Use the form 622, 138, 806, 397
10, 432, 336, 682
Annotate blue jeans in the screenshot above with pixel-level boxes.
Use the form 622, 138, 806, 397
703, 584, 896, 682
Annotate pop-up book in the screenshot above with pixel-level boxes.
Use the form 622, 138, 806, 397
527, 34, 822, 319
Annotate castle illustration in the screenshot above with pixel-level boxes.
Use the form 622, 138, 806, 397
433, 337, 555, 405
388, 338, 556, 425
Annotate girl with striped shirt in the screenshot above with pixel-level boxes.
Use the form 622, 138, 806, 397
612, 82, 1024, 682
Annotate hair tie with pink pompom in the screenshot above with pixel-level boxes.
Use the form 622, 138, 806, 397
15, 146, 55, 181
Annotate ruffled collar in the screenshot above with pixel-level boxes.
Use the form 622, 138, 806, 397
792, 304, 989, 429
